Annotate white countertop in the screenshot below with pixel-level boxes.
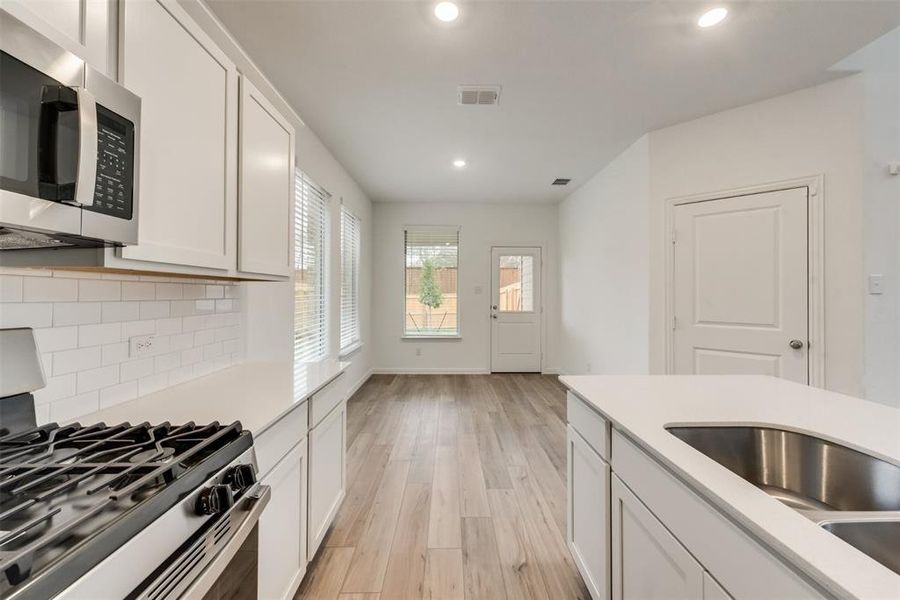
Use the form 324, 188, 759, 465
71, 360, 348, 435
559, 375, 900, 600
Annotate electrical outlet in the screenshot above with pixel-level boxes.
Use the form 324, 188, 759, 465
415, 347, 422, 357
130, 334, 156, 358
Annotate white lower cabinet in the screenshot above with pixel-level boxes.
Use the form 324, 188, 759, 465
703, 572, 734, 600
308, 400, 347, 558
611, 474, 703, 599
258, 439, 308, 600
567, 425, 611, 600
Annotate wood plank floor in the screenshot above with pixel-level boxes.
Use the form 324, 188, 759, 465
295, 374, 590, 600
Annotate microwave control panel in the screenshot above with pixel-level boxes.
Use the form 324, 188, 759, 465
88, 104, 135, 220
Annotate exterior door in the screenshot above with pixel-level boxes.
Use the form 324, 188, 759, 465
491, 247, 542, 372
672, 187, 808, 383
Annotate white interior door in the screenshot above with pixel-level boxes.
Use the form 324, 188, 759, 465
491, 247, 542, 372
672, 187, 809, 383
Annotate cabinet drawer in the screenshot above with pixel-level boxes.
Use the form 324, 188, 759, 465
310, 378, 345, 428
567, 391, 610, 460
256, 401, 309, 479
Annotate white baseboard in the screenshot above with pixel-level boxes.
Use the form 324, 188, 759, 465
346, 368, 374, 398
373, 367, 491, 375
542, 367, 561, 375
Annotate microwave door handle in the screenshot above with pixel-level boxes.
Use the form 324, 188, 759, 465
72, 87, 97, 208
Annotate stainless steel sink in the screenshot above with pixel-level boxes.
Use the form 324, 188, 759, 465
666, 425, 900, 574
665, 425, 900, 512
820, 520, 900, 575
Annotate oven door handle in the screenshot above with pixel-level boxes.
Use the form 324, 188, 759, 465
133, 483, 271, 600
72, 86, 97, 208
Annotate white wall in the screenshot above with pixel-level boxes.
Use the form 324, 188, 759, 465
372, 202, 560, 373
648, 75, 866, 397
559, 135, 650, 376
185, 1, 376, 396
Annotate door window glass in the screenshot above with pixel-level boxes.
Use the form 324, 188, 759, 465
498, 255, 534, 312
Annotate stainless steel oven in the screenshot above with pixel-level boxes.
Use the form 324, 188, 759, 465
0, 11, 140, 250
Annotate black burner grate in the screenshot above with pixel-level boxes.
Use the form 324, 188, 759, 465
0, 421, 248, 596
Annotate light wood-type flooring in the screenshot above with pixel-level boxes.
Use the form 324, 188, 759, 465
295, 374, 590, 600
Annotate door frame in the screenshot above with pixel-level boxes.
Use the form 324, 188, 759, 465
489, 244, 546, 373
663, 175, 825, 388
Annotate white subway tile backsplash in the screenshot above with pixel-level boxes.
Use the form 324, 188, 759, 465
54, 302, 101, 326
4, 271, 244, 424
23, 277, 78, 302
155, 283, 183, 300
33, 326, 78, 353
102, 342, 130, 365
0, 303, 53, 328
120, 357, 154, 382
138, 372, 169, 396
77, 365, 119, 393
0, 275, 24, 302
139, 301, 170, 320
101, 301, 140, 323
99, 381, 138, 409
78, 279, 121, 302
78, 323, 122, 347
33, 374, 76, 404
122, 281, 156, 301
54, 347, 101, 375
51, 392, 99, 422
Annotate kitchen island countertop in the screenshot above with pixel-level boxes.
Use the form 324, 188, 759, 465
560, 374, 900, 600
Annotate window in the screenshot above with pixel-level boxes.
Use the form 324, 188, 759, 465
340, 206, 361, 353
294, 171, 329, 364
497, 254, 534, 312
404, 226, 459, 336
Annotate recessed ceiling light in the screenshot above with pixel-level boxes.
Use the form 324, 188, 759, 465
698, 7, 728, 28
434, 1, 459, 23
453, 159, 466, 168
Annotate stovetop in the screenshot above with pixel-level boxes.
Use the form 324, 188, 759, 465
0, 421, 251, 599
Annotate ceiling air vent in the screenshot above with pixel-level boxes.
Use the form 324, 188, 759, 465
552, 178, 571, 186
458, 85, 501, 106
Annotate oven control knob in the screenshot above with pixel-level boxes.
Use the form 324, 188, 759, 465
195, 484, 234, 516
224, 464, 257, 493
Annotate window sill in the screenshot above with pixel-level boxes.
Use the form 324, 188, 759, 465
339, 341, 363, 359
401, 334, 462, 341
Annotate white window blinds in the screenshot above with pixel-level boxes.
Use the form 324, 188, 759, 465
294, 171, 329, 364
404, 226, 460, 336
340, 206, 361, 352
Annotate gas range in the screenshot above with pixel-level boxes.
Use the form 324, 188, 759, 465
0, 419, 265, 599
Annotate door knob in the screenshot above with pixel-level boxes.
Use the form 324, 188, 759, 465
491, 305, 498, 310
789, 339, 804, 350
492, 314, 498, 319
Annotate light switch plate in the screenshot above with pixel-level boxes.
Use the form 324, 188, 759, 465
868, 274, 884, 295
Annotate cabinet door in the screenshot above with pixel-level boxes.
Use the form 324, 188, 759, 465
258, 439, 308, 600
238, 77, 293, 277
567, 425, 610, 600
119, 0, 237, 270
1, 0, 112, 74
611, 474, 703, 600
308, 400, 346, 558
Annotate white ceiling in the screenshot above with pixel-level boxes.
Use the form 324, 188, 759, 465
208, 1, 900, 203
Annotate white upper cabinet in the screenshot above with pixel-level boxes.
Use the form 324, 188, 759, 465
119, 0, 237, 270
238, 77, 294, 277
1, 0, 112, 74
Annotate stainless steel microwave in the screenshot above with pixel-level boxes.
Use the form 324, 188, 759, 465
0, 11, 140, 251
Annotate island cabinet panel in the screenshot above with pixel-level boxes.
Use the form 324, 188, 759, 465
703, 573, 734, 600
119, 0, 237, 270
238, 77, 293, 277
611, 474, 704, 599
567, 425, 611, 600
610, 430, 825, 599
1, 0, 112, 74
308, 399, 347, 557
567, 391, 610, 459
258, 439, 308, 600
